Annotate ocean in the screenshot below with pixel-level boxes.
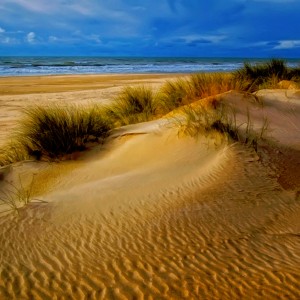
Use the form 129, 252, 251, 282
0, 56, 299, 76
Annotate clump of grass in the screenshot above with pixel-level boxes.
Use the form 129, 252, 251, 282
289, 67, 300, 81
175, 101, 269, 152
189, 73, 246, 99
0, 175, 44, 215
234, 59, 300, 92
109, 85, 159, 126
15, 104, 112, 160
158, 78, 193, 112
0, 141, 29, 167
158, 73, 247, 114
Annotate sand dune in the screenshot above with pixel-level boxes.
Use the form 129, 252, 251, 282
0, 76, 300, 299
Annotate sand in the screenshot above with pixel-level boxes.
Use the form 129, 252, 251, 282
0, 75, 300, 299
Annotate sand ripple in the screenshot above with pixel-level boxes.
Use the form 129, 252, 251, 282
1, 142, 300, 299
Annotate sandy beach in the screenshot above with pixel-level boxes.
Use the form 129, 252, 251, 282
0, 74, 300, 299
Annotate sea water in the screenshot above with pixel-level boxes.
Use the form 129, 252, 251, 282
0, 56, 299, 76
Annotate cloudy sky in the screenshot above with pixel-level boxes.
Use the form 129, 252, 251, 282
0, 0, 299, 57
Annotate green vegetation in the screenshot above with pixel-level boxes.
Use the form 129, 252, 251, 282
158, 73, 246, 113
3, 104, 113, 162
189, 73, 246, 98
234, 59, 300, 92
175, 102, 269, 151
109, 86, 159, 126
158, 78, 192, 112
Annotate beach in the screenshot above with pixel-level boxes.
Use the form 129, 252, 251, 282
0, 74, 300, 299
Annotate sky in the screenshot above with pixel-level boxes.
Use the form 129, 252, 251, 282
0, 0, 299, 57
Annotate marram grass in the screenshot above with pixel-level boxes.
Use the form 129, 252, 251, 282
158, 73, 247, 113
234, 59, 300, 92
174, 101, 269, 152
0, 141, 29, 167
109, 85, 160, 126
189, 73, 247, 98
158, 78, 193, 112
14, 104, 112, 160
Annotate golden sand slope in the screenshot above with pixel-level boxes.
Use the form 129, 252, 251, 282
0, 85, 300, 299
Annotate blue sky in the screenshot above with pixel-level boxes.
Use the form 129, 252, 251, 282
0, 0, 299, 57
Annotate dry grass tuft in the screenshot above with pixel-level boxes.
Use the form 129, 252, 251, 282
234, 59, 300, 92
0, 142, 29, 167
109, 85, 159, 126
158, 73, 247, 114
189, 73, 246, 99
174, 101, 269, 151
15, 104, 112, 160
158, 78, 192, 112
0, 175, 43, 214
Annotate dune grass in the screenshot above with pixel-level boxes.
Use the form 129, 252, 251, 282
0, 142, 29, 167
109, 85, 160, 126
158, 78, 192, 112
11, 104, 112, 161
189, 73, 247, 98
158, 73, 247, 114
234, 59, 300, 92
0, 175, 47, 214
0, 175, 34, 214
175, 101, 269, 151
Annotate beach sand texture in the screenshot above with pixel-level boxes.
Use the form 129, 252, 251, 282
0, 75, 300, 299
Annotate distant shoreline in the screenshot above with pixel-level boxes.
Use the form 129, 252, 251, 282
1, 56, 298, 77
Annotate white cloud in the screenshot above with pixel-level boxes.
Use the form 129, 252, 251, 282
274, 40, 300, 49
49, 35, 58, 42
68, 3, 94, 16
0, 27, 5, 33
180, 34, 227, 44
0, 36, 18, 44
87, 34, 102, 44
26, 31, 35, 43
